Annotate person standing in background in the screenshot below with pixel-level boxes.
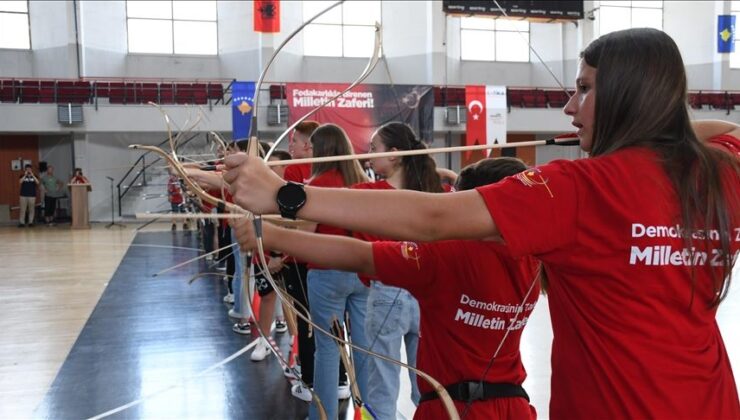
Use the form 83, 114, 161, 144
41, 165, 64, 226
18, 164, 39, 227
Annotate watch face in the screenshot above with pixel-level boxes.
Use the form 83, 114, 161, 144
277, 182, 306, 210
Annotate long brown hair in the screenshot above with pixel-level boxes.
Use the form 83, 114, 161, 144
373, 122, 443, 193
310, 123, 368, 186
582, 28, 739, 305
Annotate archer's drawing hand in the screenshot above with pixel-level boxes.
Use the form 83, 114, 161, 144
223, 153, 283, 215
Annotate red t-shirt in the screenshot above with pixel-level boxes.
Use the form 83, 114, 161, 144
372, 240, 539, 419
167, 177, 183, 204
476, 146, 740, 419
351, 180, 394, 243
307, 169, 351, 269
708, 133, 740, 157
283, 163, 312, 184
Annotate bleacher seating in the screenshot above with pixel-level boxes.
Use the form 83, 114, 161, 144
0, 78, 737, 114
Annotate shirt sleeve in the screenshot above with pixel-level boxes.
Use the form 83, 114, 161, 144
372, 241, 439, 296
283, 165, 302, 183
707, 134, 740, 157
475, 160, 578, 258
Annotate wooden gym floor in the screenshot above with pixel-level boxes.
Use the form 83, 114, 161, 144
0, 224, 737, 419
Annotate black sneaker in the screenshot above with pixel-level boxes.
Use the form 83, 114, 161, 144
171, 224, 177, 231
28, 223, 34, 227
17, 223, 24, 228
275, 320, 288, 334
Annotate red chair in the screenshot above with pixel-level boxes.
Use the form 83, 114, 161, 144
20, 80, 40, 103
507, 89, 524, 109
269, 84, 285, 100
175, 83, 194, 104
137, 83, 159, 104
108, 82, 127, 104
192, 83, 208, 104
39, 81, 56, 103
94, 81, 110, 98
0, 79, 18, 102
545, 90, 569, 108
207, 83, 224, 102
522, 89, 547, 108
159, 83, 175, 104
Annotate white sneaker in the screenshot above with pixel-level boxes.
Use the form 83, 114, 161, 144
284, 364, 301, 380
223, 293, 234, 304
232, 322, 251, 335
274, 320, 288, 333
338, 383, 351, 400
228, 308, 245, 319
250, 337, 271, 362
291, 382, 313, 402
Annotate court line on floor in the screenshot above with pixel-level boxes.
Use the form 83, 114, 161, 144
87, 337, 260, 420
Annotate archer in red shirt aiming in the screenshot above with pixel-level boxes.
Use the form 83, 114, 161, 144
224, 28, 740, 419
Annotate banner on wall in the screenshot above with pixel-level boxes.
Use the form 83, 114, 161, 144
231, 81, 256, 142
718, 15, 735, 53
465, 85, 507, 159
254, 0, 280, 33
286, 83, 434, 153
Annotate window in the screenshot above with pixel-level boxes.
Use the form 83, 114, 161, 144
730, 1, 740, 68
460, 17, 529, 62
303, 1, 380, 58
126, 1, 217, 55
0, 1, 30, 50
597, 1, 663, 37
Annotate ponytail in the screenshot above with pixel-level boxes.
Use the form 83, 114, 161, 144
374, 122, 443, 193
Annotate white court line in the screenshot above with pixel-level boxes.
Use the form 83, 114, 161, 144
87, 338, 260, 420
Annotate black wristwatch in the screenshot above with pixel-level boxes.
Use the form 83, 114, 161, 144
276, 181, 307, 220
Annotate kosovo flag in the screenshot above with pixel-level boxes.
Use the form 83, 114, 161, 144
718, 15, 735, 53
232, 81, 256, 142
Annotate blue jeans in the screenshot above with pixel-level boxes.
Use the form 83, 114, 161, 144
231, 231, 246, 316
308, 269, 370, 420
363, 282, 421, 419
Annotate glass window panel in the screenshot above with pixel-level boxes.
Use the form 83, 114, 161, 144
461, 29, 495, 61
600, 1, 630, 6
343, 0, 380, 25
174, 21, 217, 54
631, 7, 662, 30
599, 6, 631, 35
127, 1, 172, 19
496, 31, 529, 62
495, 19, 529, 32
0, 12, 29, 49
0, 1, 27, 13
733, 1, 740, 11
304, 24, 342, 57
173, 1, 216, 21
461, 16, 495, 30
343, 25, 376, 57
128, 18, 173, 53
303, 1, 342, 25
638, 1, 663, 8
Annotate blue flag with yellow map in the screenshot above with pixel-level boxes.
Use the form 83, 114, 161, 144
718, 15, 735, 53
232, 81, 256, 141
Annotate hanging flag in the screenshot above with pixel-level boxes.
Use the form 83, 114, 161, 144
718, 15, 735, 53
255, 0, 280, 33
465, 85, 508, 159
232, 81, 256, 142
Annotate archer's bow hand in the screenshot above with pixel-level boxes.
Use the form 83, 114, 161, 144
223, 153, 283, 215
230, 215, 279, 253
183, 167, 225, 190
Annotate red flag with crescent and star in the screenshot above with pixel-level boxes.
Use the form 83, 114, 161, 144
254, 0, 280, 33
465, 85, 487, 160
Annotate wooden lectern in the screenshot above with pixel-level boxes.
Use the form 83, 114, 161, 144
69, 183, 91, 229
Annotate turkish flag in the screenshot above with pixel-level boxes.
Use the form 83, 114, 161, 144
255, 0, 280, 33
465, 85, 486, 160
